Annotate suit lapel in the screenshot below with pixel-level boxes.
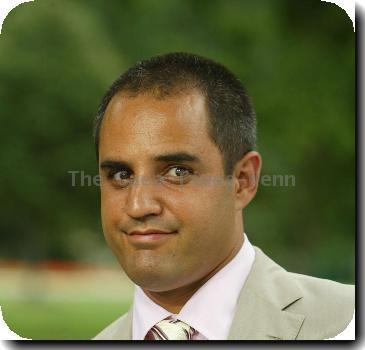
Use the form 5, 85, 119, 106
227, 288, 305, 340
228, 247, 305, 340
113, 308, 133, 340
122, 309, 133, 340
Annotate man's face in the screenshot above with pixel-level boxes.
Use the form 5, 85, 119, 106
99, 91, 242, 292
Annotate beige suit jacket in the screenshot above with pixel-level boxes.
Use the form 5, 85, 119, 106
93, 246, 355, 340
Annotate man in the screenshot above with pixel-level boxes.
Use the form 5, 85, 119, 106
92, 52, 354, 340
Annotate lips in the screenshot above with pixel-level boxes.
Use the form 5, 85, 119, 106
127, 229, 177, 246
129, 229, 174, 236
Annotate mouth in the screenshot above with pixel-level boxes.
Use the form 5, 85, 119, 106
126, 229, 178, 246
129, 229, 176, 235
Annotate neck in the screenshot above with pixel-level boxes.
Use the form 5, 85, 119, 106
142, 233, 244, 314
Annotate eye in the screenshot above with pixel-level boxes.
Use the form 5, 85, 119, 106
112, 169, 130, 180
167, 166, 192, 177
162, 166, 193, 184
108, 169, 132, 187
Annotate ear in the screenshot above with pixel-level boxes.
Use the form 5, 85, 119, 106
232, 151, 262, 210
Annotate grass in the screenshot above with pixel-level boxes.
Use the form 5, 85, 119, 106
1, 300, 131, 340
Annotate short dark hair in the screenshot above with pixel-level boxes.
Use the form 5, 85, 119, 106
94, 52, 256, 175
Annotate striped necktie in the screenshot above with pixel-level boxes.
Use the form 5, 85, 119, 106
145, 318, 196, 340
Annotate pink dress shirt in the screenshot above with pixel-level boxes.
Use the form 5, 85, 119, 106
132, 233, 255, 340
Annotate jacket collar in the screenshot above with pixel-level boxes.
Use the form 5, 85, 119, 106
227, 246, 305, 340
112, 309, 133, 340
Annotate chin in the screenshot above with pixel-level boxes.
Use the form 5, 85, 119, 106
130, 274, 174, 292
122, 264, 182, 292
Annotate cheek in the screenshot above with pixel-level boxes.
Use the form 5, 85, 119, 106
173, 185, 234, 236
100, 188, 129, 264
100, 187, 125, 234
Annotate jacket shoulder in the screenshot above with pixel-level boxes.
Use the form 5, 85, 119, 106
287, 272, 354, 339
92, 312, 130, 340
249, 247, 354, 339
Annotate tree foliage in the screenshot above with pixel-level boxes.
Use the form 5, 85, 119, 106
0, 0, 354, 282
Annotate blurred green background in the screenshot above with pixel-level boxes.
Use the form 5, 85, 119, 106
0, 0, 354, 340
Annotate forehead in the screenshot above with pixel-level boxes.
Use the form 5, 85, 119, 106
99, 91, 218, 161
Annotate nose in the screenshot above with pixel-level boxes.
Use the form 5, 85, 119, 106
125, 175, 163, 220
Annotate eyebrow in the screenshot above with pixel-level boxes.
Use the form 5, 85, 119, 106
99, 160, 131, 170
99, 152, 201, 170
153, 152, 201, 163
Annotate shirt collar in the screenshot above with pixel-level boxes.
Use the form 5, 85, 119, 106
132, 233, 255, 340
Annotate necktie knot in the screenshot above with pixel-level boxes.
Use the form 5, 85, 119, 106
145, 318, 196, 340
